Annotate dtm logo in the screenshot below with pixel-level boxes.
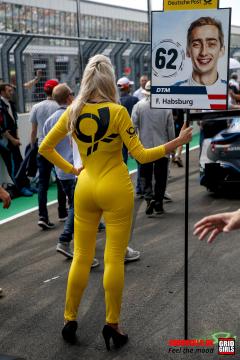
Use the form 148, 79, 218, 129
218, 338, 235, 356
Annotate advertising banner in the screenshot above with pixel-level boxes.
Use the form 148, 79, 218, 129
151, 8, 231, 110
164, 0, 219, 11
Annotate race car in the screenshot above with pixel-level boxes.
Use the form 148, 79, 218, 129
199, 117, 240, 193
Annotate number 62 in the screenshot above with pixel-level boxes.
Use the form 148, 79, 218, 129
155, 47, 178, 70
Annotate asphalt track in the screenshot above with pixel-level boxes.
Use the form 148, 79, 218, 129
0, 150, 239, 360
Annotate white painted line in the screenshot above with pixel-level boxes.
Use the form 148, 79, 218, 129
43, 275, 60, 283
0, 145, 199, 225
0, 200, 57, 225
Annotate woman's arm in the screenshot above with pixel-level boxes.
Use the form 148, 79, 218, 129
118, 107, 192, 164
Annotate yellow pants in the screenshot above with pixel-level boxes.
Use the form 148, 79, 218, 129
64, 164, 134, 324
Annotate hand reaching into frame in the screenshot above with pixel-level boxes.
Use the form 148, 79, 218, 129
0, 186, 11, 209
193, 210, 240, 243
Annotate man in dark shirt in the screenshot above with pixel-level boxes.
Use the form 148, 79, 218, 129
117, 77, 138, 164
0, 83, 32, 196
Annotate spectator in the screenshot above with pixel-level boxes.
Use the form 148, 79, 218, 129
133, 75, 148, 198
228, 87, 240, 109
229, 72, 239, 94
132, 81, 175, 216
30, 79, 67, 229
10, 69, 43, 90
133, 75, 148, 101
43, 83, 99, 267
43, 84, 76, 256
0, 185, 11, 297
117, 77, 138, 163
0, 83, 33, 196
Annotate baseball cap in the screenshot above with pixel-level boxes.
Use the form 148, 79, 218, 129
44, 79, 59, 92
142, 80, 151, 95
117, 77, 134, 89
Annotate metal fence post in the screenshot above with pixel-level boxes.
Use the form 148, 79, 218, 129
0, 35, 19, 82
139, 45, 150, 77
110, 40, 131, 80
14, 36, 33, 112
82, 41, 99, 68
129, 44, 144, 86
88, 41, 109, 58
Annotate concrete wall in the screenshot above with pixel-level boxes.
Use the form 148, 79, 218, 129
0, 113, 31, 185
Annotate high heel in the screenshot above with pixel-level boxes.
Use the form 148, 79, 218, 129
102, 324, 128, 351
62, 321, 78, 344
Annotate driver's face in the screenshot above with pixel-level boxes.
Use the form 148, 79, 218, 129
187, 25, 225, 76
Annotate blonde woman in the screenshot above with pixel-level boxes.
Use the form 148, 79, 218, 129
39, 54, 192, 350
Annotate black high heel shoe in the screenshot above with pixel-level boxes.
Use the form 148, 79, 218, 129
62, 321, 78, 344
102, 324, 128, 351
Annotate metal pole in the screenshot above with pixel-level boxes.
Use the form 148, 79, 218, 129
76, 0, 84, 78
184, 110, 190, 340
147, 0, 151, 41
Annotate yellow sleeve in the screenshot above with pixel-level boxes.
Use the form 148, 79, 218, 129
38, 108, 74, 174
116, 107, 166, 164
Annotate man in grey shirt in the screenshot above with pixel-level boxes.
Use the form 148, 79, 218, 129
30, 79, 67, 229
132, 81, 175, 216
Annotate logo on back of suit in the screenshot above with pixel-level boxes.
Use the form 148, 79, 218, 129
75, 107, 118, 155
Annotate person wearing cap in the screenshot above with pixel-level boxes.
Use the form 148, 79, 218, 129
132, 80, 175, 216
117, 77, 138, 164
30, 79, 67, 229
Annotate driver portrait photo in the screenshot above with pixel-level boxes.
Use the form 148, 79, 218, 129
174, 16, 226, 89
151, 8, 231, 109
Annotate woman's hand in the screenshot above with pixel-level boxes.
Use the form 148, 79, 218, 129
178, 122, 192, 146
72, 166, 84, 176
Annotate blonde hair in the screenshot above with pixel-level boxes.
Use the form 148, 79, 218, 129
69, 54, 119, 133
